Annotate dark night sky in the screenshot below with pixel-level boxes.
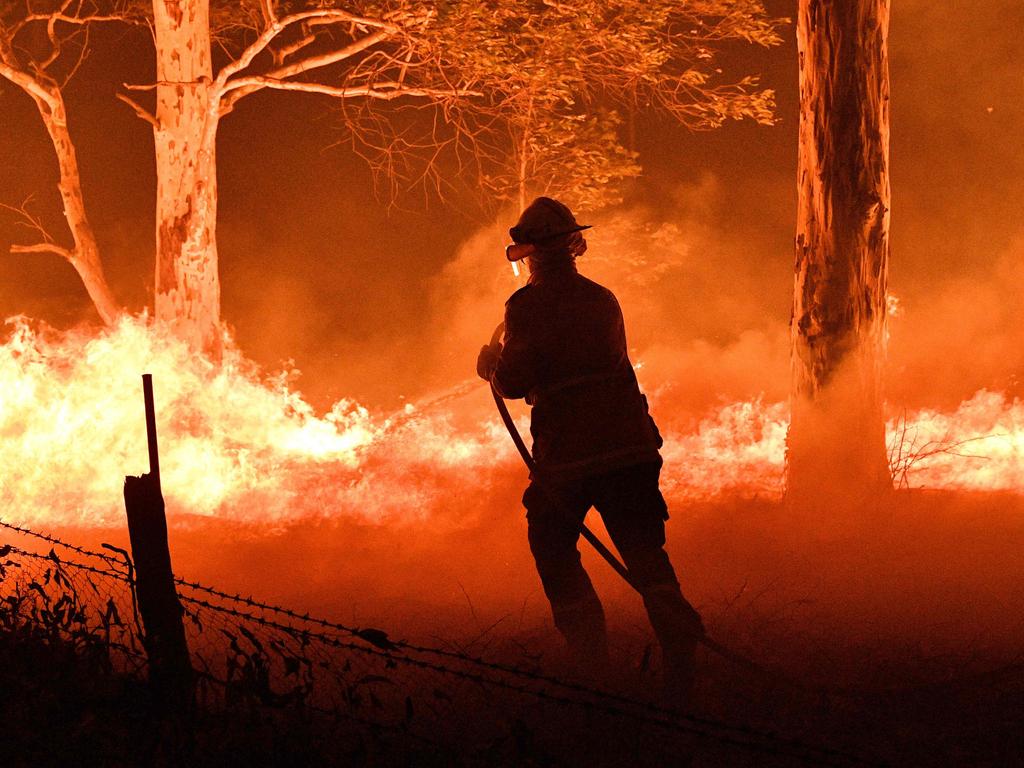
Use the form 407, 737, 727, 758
1, 0, 1022, 411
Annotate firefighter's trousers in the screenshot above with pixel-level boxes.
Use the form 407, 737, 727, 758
523, 461, 704, 670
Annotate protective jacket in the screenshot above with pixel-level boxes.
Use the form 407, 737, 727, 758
491, 264, 662, 479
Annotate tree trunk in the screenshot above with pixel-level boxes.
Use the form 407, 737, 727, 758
152, 0, 221, 354
517, 128, 529, 214
0, 46, 122, 326
787, 0, 892, 500
41, 89, 123, 326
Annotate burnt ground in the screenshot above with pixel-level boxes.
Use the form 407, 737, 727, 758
28, 489, 1024, 766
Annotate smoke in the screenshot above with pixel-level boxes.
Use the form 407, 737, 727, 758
882, 0, 1024, 408
425, 175, 792, 423
888, 235, 1024, 409
2, 0, 1021, 424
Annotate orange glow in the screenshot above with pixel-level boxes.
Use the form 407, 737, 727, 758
1, 316, 1021, 531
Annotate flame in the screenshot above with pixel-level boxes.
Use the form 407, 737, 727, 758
659, 399, 788, 498
887, 391, 1024, 491
0, 316, 1021, 530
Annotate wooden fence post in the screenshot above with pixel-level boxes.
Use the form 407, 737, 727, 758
123, 373, 193, 713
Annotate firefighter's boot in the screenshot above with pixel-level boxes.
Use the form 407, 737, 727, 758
553, 594, 610, 677
641, 583, 704, 706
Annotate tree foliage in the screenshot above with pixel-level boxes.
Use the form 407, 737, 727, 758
1, 0, 785, 331
401, 0, 786, 210
195, 0, 785, 212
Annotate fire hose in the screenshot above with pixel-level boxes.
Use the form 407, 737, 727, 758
485, 323, 758, 673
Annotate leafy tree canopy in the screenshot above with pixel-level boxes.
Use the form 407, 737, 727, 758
3, 0, 785, 217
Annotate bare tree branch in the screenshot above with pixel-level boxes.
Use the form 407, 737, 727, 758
0, 55, 58, 108
0, 197, 60, 247
222, 77, 481, 102
10, 242, 74, 261
58, 20, 92, 86
220, 27, 394, 111
22, 12, 133, 27
122, 80, 199, 90
4, 1, 141, 83
273, 29, 316, 66
2, 198, 79, 267
263, 28, 391, 82
217, 9, 399, 87
116, 91, 158, 127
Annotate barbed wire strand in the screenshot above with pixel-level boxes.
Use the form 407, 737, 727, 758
173, 574, 877, 765
0, 518, 123, 567
178, 592, 879, 767
2, 521, 880, 766
2, 543, 130, 583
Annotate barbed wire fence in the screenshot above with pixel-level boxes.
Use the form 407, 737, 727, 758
0, 517, 880, 766
0, 522, 145, 677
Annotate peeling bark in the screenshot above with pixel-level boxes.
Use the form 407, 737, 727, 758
788, 0, 892, 499
152, 0, 221, 355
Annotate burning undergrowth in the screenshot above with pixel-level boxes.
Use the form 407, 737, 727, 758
3, 312, 1024, 768
0, 314, 1021, 532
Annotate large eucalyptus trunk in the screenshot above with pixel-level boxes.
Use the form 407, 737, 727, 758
787, 0, 892, 499
152, 0, 221, 354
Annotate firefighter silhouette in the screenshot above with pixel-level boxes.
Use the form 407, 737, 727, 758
478, 197, 704, 697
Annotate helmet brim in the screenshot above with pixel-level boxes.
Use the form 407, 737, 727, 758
508, 223, 592, 245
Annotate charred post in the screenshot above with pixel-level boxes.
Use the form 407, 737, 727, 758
788, 0, 893, 501
124, 374, 193, 712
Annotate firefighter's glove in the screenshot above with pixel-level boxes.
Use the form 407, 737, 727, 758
476, 342, 502, 381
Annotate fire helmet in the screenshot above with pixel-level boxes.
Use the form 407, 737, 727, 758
509, 197, 592, 245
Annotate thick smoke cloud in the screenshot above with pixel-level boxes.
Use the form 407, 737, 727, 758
426, 176, 792, 429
